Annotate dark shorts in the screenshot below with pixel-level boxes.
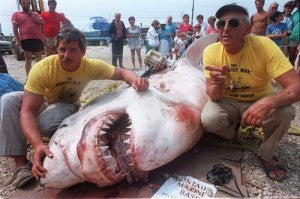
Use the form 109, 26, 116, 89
21, 39, 44, 52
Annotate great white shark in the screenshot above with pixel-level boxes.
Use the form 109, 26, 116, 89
40, 34, 219, 188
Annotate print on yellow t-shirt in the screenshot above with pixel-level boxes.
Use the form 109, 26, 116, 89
203, 35, 292, 102
25, 55, 115, 103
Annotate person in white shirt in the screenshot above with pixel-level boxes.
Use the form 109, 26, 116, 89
196, 14, 208, 34
192, 24, 204, 40
146, 20, 160, 53
174, 32, 186, 59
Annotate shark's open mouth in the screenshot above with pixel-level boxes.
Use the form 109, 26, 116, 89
78, 111, 147, 185
103, 113, 133, 175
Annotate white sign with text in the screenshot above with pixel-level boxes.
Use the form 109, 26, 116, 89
152, 175, 217, 198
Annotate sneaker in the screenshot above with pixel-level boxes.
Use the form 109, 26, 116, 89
7, 162, 34, 188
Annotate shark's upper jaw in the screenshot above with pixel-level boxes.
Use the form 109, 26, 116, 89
77, 110, 147, 186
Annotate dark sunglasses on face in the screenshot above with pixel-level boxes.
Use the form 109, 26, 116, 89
216, 18, 245, 29
57, 31, 81, 41
271, 7, 278, 9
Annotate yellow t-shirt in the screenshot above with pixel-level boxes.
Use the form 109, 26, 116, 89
25, 55, 115, 103
203, 35, 293, 102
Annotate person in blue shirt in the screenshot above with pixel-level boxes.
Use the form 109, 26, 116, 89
165, 16, 177, 58
0, 55, 24, 120
158, 23, 171, 56
266, 11, 288, 46
0, 54, 23, 97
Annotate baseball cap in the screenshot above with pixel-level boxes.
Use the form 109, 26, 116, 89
216, 4, 249, 19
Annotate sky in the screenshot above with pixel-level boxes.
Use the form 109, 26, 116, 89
0, 0, 291, 35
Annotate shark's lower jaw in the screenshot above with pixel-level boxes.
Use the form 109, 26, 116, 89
77, 111, 147, 186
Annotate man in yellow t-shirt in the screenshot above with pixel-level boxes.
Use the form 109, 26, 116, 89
0, 27, 149, 187
201, 4, 300, 181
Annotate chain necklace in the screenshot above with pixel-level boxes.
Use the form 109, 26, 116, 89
224, 44, 246, 91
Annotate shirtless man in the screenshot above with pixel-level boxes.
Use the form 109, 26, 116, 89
251, 0, 269, 35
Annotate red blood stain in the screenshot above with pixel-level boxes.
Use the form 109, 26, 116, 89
174, 104, 199, 131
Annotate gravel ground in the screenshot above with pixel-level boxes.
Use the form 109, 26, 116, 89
0, 46, 299, 198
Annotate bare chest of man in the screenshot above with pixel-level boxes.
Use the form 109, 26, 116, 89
252, 13, 268, 24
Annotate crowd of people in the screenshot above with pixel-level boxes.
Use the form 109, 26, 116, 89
8, 0, 300, 71
142, 0, 300, 66
0, 0, 299, 191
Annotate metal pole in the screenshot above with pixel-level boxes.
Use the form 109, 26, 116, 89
16, 0, 21, 11
191, 0, 195, 26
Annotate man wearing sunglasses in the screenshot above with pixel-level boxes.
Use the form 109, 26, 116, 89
267, 2, 279, 24
0, 27, 149, 187
201, 4, 300, 181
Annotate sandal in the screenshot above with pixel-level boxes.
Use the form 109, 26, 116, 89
5, 162, 34, 188
263, 157, 286, 181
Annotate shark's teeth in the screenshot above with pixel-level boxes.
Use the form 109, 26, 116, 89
126, 172, 133, 183
126, 149, 132, 155
100, 140, 108, 145
107, 165, 118, 172
123, 139, 130, 144
128, 162, 134, 166
128, 118, 132, 125
116, 171, 123, 177
100, 146, 109, 152
106, 119, 113, 125
99, 130, 107, 135
125, 131, 131, 136
108, 115, 117, 121
102, 123, 110, 129
103, 156, 115, 163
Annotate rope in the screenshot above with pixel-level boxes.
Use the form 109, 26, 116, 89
288, 125, 300, 135
79, 82, 121, 108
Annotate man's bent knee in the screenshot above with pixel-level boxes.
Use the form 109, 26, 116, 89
201, 111, 232, 133
1, 91, 23, 108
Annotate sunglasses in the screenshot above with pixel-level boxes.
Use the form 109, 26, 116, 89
271, 7, 278, 9
57, 31, 81, 41
216, 18, 246, 29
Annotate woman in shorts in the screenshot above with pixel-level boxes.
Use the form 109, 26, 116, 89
126, 16, 142, 68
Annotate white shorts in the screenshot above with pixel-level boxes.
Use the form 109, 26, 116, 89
128, 38, 141, 50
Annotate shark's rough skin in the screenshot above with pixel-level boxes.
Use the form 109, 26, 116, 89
40, 34, 219, 188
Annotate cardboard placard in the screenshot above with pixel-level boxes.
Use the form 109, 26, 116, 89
152, 175, 217, 198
